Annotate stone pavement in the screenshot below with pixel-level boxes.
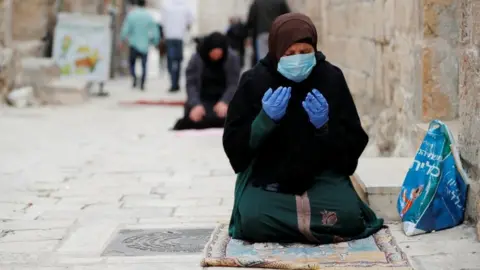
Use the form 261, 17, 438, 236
1, 49, 480, 270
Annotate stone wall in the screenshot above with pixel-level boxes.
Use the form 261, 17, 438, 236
11, 0, 50, 41
196, 0, 310, 35
458, 0, 480, 237
196, 0, 252, 35
62, 0, 102, 14
0, 1, 4, 45
422, 0, 459, 121
292, 0, 423, 157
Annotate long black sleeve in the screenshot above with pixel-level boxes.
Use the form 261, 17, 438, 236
246, 2, 257, 37
315, 68, 368, 176
223, 71, 270, 173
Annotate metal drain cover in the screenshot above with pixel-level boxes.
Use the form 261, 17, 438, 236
102, 228, 213, 256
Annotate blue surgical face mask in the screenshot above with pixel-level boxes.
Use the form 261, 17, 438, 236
277, 53, 317, 83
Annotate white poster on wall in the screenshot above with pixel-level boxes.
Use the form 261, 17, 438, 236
53, 13, 112, 82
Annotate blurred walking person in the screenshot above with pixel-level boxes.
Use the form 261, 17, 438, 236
226, 17, 248, 68
161, 0, 194, 92
157, 23, 168, 74
120, 0, 160, 90
246, 0, 290, 63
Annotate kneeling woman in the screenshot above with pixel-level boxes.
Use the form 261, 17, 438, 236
173, 32, 241, 130
223, 13, 384, 244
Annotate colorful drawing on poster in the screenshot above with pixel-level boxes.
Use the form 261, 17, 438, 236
61, 35, 73, 59
60, 64, 72, 75
74, 46, 101, 75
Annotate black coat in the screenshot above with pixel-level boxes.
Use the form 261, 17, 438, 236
247, 0, 290, 35
223, 52, 368, 194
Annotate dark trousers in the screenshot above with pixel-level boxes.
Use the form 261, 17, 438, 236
166, 39, 184, 90
129, 46, 148, 88
172, 102, 225, 130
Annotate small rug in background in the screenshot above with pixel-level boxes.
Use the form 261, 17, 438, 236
118, 100, 185, 106
174, 128, 224, 137
201, 224, 412, 269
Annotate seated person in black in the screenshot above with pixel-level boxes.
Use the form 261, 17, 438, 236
172, 32, 241, 130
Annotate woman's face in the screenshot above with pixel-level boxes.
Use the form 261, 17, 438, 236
283, 42, 314, 57
209, 48, 224, 61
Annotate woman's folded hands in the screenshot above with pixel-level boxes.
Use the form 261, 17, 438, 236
261, 86, 329, 129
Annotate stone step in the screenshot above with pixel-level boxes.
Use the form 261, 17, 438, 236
40, 78, 90, 105
19, 57, 60, 87
13, 40, 45, 58
354, 157, 413, 222
0, 47, 19, 103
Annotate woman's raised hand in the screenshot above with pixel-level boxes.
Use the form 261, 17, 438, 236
261, 86, 292, 122
302, 89, 329, 129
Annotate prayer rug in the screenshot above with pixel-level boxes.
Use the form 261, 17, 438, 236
201, 223, 412, 269
174, 128, 224, 137
118, 100, 185, 106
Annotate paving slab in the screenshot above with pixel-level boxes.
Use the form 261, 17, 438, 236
0, 220, 75, 231
102, 228, 213, 256
0, 229, 67, 242
56, 221, 119, 256
0, 240, 59, 253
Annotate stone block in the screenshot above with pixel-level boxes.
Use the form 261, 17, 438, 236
0, 240, 58, 253
322, 36, 347, 67
56, 221, 119, 255
355, 158, 413, 221
458, 0, 472, 45
345, 39, 376, 75
0, 229, 67, 243
368, 194, 401, 221
12, 0, 50, 41
351, 2, 375, 38
20, 57, 60, 84
344, 69, 367, 96
395, 0, 420, 33
421, 43, 459, 121
18, 58, 60, 104
325, 6, 348, 37
382, 0, 395, 40
0, 220, 75, 231
472, 1, 480, 45
410, 252, 480, 270
14, 40, 45, 58
42, 78, 90, 105
0, 47, 16, 101
356, 158, 411, 194
423, 0, 450, 38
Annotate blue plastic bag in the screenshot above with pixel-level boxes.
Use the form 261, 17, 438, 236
397, 120, 469, 236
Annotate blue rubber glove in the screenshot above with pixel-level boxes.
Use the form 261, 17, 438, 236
262, 86, 292, 122
302, 89, 329, 129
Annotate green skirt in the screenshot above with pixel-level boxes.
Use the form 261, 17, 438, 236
228, 170, 384, 244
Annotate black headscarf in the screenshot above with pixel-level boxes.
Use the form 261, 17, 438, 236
197, 32, 229, 67
268, 13, 318, 64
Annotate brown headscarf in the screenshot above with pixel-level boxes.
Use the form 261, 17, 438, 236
268, 13, 318, 61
